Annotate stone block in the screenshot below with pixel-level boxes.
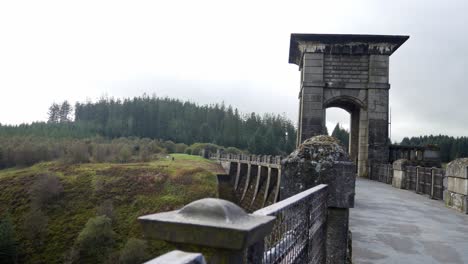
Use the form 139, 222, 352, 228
392, 159, 410, 171
304, 66, 323, 74
368, 75, 388, 84
304, 53, 323, 61
392, 159, 410, 189
445, 190, 468, 214
392, 170, 406, 189
304, 59, 323, 67
447, 177, 468, 195
446, 158, 468, 179
303, 73, 323, 82
145, 250, 206, 264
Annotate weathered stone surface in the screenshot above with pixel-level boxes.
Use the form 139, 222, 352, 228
445, 190, 468, 214
281, 135, 356, 208
446, 158, 468, 179
445, 158, 468, 214
392, 159, 410, 189
145, 250, 206, 264
139, 198, 275, 250
447, 177, 468, 196
392, 158, 410, 171
326, 208, 350, 264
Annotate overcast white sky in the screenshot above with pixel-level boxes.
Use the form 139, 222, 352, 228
1, 0, 467, 142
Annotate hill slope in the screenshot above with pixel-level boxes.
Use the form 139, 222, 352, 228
0, 154, 224, 264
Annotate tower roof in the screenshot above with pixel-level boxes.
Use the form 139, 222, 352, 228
289, 33, 409, 65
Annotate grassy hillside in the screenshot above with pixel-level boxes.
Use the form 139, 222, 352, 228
0, 154, 224, 264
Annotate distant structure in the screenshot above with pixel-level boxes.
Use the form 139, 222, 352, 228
289, 33, 409, 177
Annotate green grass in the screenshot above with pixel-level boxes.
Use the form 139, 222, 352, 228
0, 154, 223, 264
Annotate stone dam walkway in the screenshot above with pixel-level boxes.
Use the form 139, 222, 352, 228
350, 177, 468, 264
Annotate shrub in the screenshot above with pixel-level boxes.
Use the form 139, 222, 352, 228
30, 173, 64, 208
186, 143, 222, 156
65, 141, 90, 164
118, 238, 149, 264
162, 140, 176, 153
117, 145, 132, 163
92, 144, 110, 163
96, 200, 114, 221
174, 143, 188, 153
23, 208, 48, 246
139, 146, 151, 162
74, 216, 115, 263
225, 147, 244, 155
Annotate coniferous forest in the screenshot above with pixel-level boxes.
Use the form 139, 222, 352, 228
0, 95, 296, 158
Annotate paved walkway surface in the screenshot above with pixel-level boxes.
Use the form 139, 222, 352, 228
350, 177, 468, 264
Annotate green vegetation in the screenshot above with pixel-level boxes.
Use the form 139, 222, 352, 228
0, 135, 242, 170
0, 94, 297, 155
331, 123, 349, 151
0, 215, 18, 263
0, 154, 223, 264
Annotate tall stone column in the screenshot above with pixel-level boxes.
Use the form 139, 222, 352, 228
297, 53, 326, 144
367, 55, 390, 165
349, 110, 360, 164
358, 109, 369, 177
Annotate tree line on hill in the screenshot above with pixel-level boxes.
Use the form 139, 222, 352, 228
0, 95, 297, 156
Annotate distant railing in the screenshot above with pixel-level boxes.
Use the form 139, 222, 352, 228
370, 163, 446, 200
248, 184, 328, 263
210, 153, 283, 166
406, 166, 445, 200
370, 163, 393, 184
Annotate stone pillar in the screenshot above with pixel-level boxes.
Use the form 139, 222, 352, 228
445, 158, 468, 214
367, 55, 390, 166
349, 110, 360, 164
297, 53, 326, 144
281, 135, 356, 264
358, 109, 369, 177
392, 159, 410, 189
139, 198, 275, 263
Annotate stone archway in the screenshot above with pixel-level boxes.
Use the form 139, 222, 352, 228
324, 96, 365, 168
289, 33, 409, 177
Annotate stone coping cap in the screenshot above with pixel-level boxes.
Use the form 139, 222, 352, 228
393, 159, 410, 170
139, 198, 275, 250
144, 250, 206, 264
447, 158, 468, 178
289, 33, 409, 65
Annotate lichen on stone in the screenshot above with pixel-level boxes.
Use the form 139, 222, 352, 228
283, 135, 350, 172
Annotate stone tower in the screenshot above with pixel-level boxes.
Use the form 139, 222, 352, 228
289, 33, 409, 177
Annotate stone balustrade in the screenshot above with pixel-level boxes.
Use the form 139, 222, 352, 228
370, 158, 468, 214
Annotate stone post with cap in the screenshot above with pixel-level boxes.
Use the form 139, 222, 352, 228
281, 135, 356, 264
138, 198, 275, 263
445, 158, 468, 214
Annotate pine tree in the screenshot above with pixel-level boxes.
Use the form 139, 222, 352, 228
331, 123, 350, 150
59, 101, 72, 123
48, 103, 60, 123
